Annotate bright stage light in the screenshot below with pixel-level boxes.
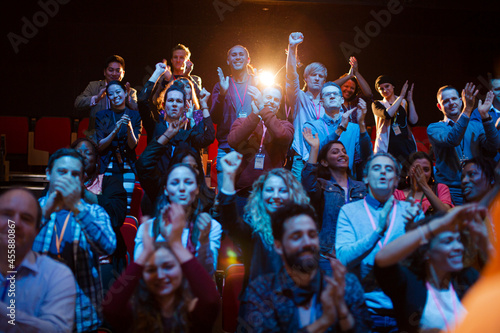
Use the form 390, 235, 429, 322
259, 70, 275, 87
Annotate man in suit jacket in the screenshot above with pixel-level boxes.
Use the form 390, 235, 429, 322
75, 54, 138, 133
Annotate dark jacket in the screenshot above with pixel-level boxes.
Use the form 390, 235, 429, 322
374, 263, 479, 333
302, 162, 367, 254
95, 107, 142, 174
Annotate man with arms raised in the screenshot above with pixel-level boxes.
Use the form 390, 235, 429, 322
0, 188, 76, 333
336, 153, 422, 333
287, 32, 328, 181
211, 45, 258, 187
427, 83, 500, 205
33, 148, 116, 332
239, 202, 372, 332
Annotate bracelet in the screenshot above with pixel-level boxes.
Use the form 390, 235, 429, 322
161, 133, 172, 141
338, 124, 347, 132
201, 107, 209, 110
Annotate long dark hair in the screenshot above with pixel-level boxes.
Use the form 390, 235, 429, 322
169, 143, 215, 213
132, 242, 193, 332
317, 140, 350, 179
152, 163, 203, 251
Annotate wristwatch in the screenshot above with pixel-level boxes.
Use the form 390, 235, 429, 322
482, 114, 492, 123
72, 201, 86, 216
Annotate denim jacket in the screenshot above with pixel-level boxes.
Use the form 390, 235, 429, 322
302, 162, 366, 254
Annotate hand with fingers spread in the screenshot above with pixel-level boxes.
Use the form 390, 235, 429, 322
462, 82, 479, 115
288, 32, 304, 47
478, 91, 494, 120
303, 127, 320, 150
217, 67, 230, 96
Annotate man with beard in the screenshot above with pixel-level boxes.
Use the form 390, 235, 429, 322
238, 203, 372, 332
335, 152, 423, 333
227, 84, 294, 201
304, 82, 372, 179
427, 84, 500, 205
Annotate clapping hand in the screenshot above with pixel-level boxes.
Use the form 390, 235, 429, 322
217, 67, 230, 95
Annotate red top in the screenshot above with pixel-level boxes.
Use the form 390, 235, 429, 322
103, 258, 220, 332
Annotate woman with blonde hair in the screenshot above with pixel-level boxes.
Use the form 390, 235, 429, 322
218, 151, 311, 290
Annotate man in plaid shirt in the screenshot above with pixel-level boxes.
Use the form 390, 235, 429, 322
33, 148, 116, 332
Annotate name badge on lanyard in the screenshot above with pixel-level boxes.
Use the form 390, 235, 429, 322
254, 123, 267, 170
392, 122, 401, 135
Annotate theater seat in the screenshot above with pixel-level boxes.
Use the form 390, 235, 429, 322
222, 264, 245, 332
0, 116, 29, 154
77, 118, 90, 139
135, 128, 148, 157
120, 215, 138, 265
34, 117, 72, 154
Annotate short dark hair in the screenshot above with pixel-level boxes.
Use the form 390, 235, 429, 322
106, 80, 127, 95
0, 188, 42, 230
462, 157, 495, 185
321, 81, 342, 98
271, 203, 317, 242
47, 148, 85, 175
436, 85, 459, 102
104, 55, 125, 70
363, 152, 402, 179
164, 82, 186, 104
172, 44, 191, 59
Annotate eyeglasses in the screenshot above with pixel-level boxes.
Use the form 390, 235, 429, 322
322, 91, 342, 98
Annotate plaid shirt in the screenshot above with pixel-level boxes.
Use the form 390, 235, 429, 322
33, 196, 116, 332
238, 267, 372, 332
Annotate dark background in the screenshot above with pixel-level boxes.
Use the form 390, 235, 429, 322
2, 0, 499, 125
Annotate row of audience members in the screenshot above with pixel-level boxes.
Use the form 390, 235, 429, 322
2, 30, 500, 332
1, 148, 496, 332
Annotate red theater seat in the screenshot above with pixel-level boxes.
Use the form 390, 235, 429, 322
34, 117, 72, 154
0, 116, 29, 154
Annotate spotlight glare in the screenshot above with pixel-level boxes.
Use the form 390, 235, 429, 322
259, 70, 275, 87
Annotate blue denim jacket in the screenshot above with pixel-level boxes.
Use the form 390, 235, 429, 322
302, 162, 367, 254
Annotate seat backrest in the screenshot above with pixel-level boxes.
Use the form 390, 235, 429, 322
34, 117, 72, 154
129, 182, 144, 221
135, 128, 148, 157
120, 215, 138, 263
0, 116, 29, 154
77, 118, 90, 138
222, 264, 245, 332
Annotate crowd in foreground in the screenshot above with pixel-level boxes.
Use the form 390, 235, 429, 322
1, 31, 500, 333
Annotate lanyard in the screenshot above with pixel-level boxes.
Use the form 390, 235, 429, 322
426, 281, 459, 332
54, 212, 71, 258
230, 77, 249, 109
258, 123, 268, 154
312, 100, 321, 120
363, 198, 397, 249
